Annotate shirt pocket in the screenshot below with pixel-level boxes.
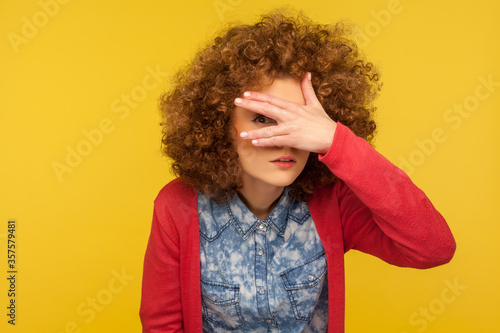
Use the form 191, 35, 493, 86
280, 252, 327, 322
201, 279, 245, 330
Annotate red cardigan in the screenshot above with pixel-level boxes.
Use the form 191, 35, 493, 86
140, 123, 456, 332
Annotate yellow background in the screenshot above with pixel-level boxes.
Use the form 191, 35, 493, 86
1, 0, 499, 332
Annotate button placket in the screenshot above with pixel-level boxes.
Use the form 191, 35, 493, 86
254, 223, 274, 325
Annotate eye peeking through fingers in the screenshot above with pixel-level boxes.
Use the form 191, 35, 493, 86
252, 114, 278, 126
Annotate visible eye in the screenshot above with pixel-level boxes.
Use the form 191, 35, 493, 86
251, 114, 277, 125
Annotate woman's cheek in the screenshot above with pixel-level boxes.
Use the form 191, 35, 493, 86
236, 139, 258, 165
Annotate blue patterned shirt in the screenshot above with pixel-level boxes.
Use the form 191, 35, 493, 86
198, 188, 328, 332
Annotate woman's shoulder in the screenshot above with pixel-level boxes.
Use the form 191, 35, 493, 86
154, 178, 198, 214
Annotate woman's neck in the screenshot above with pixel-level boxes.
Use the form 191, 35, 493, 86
237, 180, 284, 220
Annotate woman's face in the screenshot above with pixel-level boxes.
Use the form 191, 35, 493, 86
232, 76, 310, 191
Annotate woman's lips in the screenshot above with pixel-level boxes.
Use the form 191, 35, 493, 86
271, 156, 296, 168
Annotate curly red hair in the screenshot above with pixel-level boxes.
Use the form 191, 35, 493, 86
160, 8, 381, 202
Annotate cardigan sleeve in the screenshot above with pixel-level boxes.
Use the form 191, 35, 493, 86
319, 123, 456, 268
140, 207, 183, 332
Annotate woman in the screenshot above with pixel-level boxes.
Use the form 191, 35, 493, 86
140, 9, 456, 333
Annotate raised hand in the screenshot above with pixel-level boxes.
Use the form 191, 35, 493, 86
235, 72, 337, 155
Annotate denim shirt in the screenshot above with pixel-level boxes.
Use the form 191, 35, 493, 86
198, 188, 328, 332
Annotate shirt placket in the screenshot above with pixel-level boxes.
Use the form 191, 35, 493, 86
254, 221, 277, 327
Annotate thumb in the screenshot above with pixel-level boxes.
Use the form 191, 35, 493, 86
301, 72, 321, 107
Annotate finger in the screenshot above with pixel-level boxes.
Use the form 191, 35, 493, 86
240, 124, 287, 140
234, 97, 286, 121
249, 135, 291, 147
301, 72, 321, 107
241, 90, 300, 113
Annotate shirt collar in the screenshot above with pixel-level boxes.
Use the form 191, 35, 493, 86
227, 187, 292, 240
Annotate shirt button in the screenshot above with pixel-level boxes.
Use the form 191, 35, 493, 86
308, 275, 315, 281
210, 296, 216, 302
259, 288, 265, 295
266, 319, 272, 324
258, 224, 266, 230
257, 249, 264, 256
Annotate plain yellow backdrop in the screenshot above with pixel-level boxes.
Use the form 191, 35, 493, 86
1, 0, 499, 332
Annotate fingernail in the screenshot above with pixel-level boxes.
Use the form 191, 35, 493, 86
243, 92, 251, 97
307, 72, 312, 81
235, 98, 242, 104
252, 139, 258, 145
240, 131, 248, 138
